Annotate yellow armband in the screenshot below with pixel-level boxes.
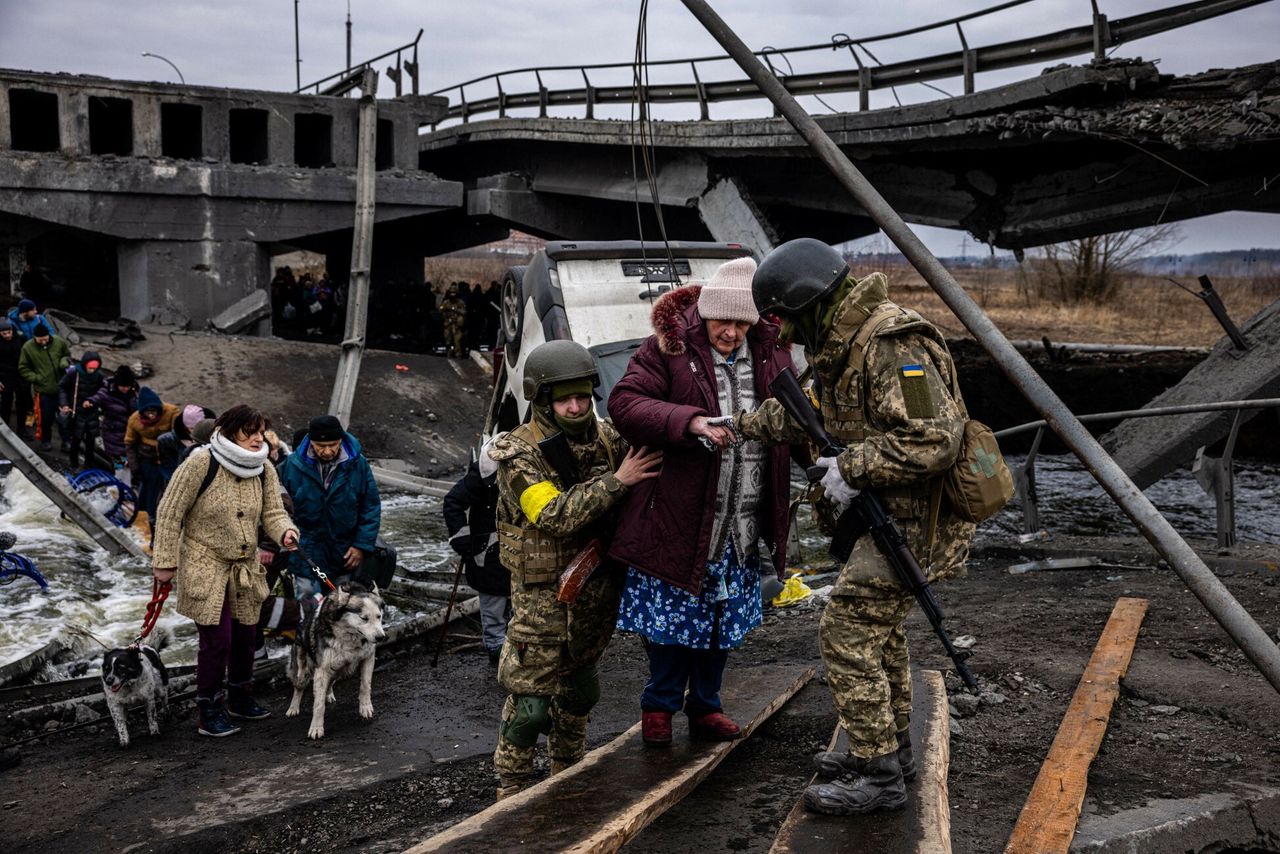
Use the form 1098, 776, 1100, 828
519, 480, 561, 524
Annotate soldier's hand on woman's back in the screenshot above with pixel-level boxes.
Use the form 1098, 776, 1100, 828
614, 446, 663, 487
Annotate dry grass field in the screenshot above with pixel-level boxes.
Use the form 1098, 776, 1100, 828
850, 260, 1280, 347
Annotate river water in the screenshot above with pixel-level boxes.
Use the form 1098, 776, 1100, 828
0, 475, 452, 677
1, 456, 1276, 679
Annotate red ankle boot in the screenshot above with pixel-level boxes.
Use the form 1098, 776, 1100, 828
642, 711, 673, 747
689, 711, 742, 741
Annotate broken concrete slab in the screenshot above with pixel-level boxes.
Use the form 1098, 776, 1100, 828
1103, 297, 1280, 489
209, 288, 270, 335
1071, 785, 1280, 853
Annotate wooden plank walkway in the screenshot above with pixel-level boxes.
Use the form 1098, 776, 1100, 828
769, 669, 952, 854
406, 663, 815, 854
1005, 597, 1149, 854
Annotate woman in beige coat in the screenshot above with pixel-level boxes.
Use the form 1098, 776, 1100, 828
152, 404, 298, 738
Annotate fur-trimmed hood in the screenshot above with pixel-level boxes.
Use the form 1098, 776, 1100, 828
649, 284, 702, 356
649, 283, 783, 356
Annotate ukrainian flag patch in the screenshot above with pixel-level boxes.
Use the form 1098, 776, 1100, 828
901, 364, 925, 378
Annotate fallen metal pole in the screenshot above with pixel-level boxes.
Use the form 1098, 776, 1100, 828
0, 421, 145, 559
329, 67, 378, 426
679, 0, 1280, 693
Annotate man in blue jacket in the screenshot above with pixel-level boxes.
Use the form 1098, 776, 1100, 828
8, 299, 50, 341
279, 414, 382, 599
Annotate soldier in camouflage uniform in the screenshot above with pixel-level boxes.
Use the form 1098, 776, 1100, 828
440, 284, 468, 357
733, 238, 975, 816
487, 340, 662, 799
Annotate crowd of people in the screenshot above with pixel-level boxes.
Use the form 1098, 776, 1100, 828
269, 266, 501, 356
10, 238, 975, 821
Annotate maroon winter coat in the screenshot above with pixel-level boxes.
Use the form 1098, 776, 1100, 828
608, 286, 795, 595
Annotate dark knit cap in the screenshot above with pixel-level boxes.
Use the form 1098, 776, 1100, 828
17, 299, 35, 313
0, 319, 11, 332
112, 364, 136, 387
32, 323, 50, 337
308, 414, 345, 443
137, 386, 162, 413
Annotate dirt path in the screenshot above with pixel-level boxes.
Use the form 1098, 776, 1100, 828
3, 540, 1277, 853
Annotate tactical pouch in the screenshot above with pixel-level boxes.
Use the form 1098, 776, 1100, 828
942, 419, 1015, 523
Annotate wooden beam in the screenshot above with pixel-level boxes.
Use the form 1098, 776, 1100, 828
768, 669, 952, 854
406, 664, 814, 854
1005, 597, 1149, 854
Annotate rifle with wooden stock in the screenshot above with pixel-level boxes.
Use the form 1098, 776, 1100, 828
769, 367, 979, 692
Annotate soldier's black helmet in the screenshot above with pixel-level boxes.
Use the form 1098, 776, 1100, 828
522, 340, 600, 402
752, 238, 850, 315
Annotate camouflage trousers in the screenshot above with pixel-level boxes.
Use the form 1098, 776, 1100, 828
820, 590, 916, 760
492, 571, 622, 787
443, 324, 465, 355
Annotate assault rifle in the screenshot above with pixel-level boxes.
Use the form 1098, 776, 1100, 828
768, 368, 980, 692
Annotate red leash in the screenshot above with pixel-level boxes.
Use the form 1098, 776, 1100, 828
133, 578, 172, 646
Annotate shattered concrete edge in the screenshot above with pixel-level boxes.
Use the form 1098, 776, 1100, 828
1071, 785, 1280, 853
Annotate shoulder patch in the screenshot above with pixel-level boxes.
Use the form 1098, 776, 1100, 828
898, 368, 935, 419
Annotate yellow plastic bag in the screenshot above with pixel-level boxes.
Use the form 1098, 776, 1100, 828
770, 575, 813, 608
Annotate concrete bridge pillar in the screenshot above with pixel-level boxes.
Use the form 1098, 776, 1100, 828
117, 239, 270, 328
696, 177, 778, 259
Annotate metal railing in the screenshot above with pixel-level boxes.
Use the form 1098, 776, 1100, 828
425, 0, 1269, 124
297, 29, 422, 97
996, 398, 1280, 547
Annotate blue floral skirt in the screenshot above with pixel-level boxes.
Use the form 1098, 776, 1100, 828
616, 544, 762, 649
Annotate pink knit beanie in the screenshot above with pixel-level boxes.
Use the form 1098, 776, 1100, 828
182, 404, 204, 431
697, 257, 759, 324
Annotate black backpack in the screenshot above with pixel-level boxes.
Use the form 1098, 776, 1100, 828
194, 453, 267, 501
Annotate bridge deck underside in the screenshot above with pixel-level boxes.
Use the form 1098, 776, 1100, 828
419, 60, 1280, 250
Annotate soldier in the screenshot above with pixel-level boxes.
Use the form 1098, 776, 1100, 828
733, 238, 974, 816
487, 340, 662, 799
440, 283, 468, 357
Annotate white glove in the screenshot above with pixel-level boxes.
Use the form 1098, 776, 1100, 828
813, 455, 856, 511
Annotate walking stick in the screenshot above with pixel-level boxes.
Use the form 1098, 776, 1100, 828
432, 558, 466, 668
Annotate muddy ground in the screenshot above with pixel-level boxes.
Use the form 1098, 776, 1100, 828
2, 538, 1278, 853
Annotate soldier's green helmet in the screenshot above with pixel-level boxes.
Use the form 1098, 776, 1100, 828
521, 339, 599, 402
752, 238, 849, 315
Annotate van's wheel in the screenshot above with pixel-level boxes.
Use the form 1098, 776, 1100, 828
500, 265, 526, 362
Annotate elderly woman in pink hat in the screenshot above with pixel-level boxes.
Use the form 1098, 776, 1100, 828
608, 256, 797, 746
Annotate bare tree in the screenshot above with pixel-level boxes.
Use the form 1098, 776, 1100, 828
1025, 224, 1181, 303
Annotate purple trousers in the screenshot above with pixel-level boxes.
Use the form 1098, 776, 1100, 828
195, 590, 257, 699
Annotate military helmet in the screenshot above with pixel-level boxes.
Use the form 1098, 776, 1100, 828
521, 339, 599, 402
752, 238, 849, 315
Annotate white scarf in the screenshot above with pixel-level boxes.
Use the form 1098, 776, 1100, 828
209, 428, 270, 479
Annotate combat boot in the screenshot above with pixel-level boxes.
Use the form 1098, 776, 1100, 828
495, 779, 530, 801
196, 693, 241, 738
815, 730, 917, 782
803, 752, 906, 815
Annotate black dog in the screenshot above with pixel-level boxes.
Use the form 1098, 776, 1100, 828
101, 645, 169, 747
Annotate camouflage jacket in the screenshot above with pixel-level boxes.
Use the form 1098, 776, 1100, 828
489, 412, 630, 585
440, 296, 467, 326
737, 272, 973, 590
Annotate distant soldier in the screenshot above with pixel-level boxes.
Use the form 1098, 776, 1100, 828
734, 238, 974, 816
440, 283, 468, 358
487, 340, 661, 799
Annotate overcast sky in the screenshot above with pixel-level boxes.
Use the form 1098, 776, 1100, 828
2, 0, 1277, 254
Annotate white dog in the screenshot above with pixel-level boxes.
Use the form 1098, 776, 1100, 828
285, 582, 386, 739
101, 644, 169, 747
